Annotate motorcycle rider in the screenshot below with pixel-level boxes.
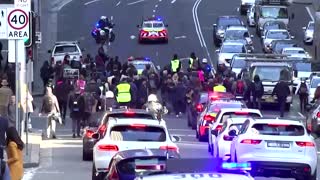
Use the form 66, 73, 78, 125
98, 16, 112, 30
143, 94, 167, 120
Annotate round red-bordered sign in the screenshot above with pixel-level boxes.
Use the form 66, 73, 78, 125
7, 9, 29, 30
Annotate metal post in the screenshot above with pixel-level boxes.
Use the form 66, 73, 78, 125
25, 58, 29, 155
14, 40, 19, 135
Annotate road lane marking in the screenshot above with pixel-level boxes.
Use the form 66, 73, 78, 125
192, 0, 214, 67
171, 0, 176, 3
130, 35, 136, 39
155, 4, 158, 7
127, 0, 145, 5
116, 1, 121, 6
84, 0, 101, 6
58, 0, 73, 10
306, 6, 315, 21
153, 9, 156, 12
298, 112, 305, 118
174, 35, 187, 39
22, 167, 39, 180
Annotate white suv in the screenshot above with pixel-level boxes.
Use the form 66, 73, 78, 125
92, 118, 178, 180
230, 118, 317, 179
48, 41, 84, 65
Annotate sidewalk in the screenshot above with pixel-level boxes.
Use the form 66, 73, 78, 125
21, 132, 42, 168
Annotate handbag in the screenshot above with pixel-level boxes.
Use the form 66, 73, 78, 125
53, 112, 63, 125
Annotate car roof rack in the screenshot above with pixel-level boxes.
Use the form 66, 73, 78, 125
55, 41, 79, 45
257, 0, 289, 5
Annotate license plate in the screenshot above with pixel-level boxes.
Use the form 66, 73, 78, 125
267, 142, 290, 148
265, 97, 274, 102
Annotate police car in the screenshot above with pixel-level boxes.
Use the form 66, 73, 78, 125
127, 57, 159, 76
92, 117, 178, 180
137, 17, 168, 43
135, 159, 254, 180
48, 41, 84, 65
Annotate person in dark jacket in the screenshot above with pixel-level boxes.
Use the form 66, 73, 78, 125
173, 79, 186, 117
137, 78, 149, 109
68, 88, 85, 138
272, 75, 291, 117
252, 75, 264, 110
127, 78, 138, 108
53, 78, 74, 123
40, 61, 54, 94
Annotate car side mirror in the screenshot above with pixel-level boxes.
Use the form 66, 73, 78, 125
215, 49, 220, 53
211, 129, 218, 136
137, 25, 140, 28
165, 24, 168, 27
171, 135, 179, 142
92, 133, 100, 140
228, 129, 237, 136
302, 27, 307, 30
48, 50, 52, 53
305, 104, 313, 112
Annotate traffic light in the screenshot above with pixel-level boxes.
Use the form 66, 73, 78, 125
24, 12, 34, 47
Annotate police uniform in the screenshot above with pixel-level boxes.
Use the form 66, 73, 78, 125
171, 59, 180, 73
213, 85, 226, 92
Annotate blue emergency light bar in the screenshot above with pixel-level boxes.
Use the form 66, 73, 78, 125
221, 162, 251, 171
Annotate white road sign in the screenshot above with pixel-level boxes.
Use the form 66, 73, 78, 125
14, 0, 31, 11
7, 8, 29, 39
0, 9, 8, 39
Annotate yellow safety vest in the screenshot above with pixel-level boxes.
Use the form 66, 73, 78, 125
171, 59, 180, 73
213, 85, 226, 92
189, 58, 193, 68
116, 83, 131, 103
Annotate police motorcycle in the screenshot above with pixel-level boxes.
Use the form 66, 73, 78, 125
91, 16, 116, 44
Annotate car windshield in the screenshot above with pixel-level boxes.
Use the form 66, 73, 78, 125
54, 45, 78, 54
261, 7, 288, 18
251, 123, 304, 136
221, 44, 245, 53
231, 58, 246, 68
251, 66, 291, 81
274, 42, 296, 53
117, 157, 166, 176
283, 49, 305, 54
311, 78, 320, 88
153, 22, 164, 28
295, 63, 311, 72
225, 30, 248, 39
110, 125, 166, 142
218, 18, 241, 28
267, 31, 289, 39
209, 103, 244, 112
220, 112, 261, 123
143, 22, 152, 28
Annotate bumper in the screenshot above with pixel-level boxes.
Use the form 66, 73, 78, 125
248, 161, 315, 178
94, 152, 116, 173
139, 36, 168, 41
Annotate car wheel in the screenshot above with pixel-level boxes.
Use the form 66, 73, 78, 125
83, 148, 92, 161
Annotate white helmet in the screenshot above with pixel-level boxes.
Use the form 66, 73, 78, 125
100, 16, 107, 20
100, 30, 106, 36
147, 94, 158, 102
202, 58, 208, 63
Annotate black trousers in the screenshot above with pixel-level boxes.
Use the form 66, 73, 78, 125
299, 94, 308, 113
58, 100, 67, 121
278, 96, 286, 118
173, 100, 184, 115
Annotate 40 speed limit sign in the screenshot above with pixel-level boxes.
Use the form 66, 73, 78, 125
7, 8, 29, 39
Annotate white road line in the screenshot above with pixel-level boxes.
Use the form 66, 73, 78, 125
171, 0, 176, 3
306, 6, 315, 21
174, 35, 187, 39
84, 0, 101, 6
317, 152, 320, 154
58, 0, 73, 10
152, 15, 155, 17
155, 4, 158, 7
153, 9, 156, 12
116, 1, 121, 6
22, 168, 40, 180
127, 0, 145, 5
298, 112, 305, 118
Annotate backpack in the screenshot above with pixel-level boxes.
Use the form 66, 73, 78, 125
84, 93, 96, 113
43, 95, 54, 113
236, 80, 245, 94
72, 95, 81, 112
299, 82, 308, 94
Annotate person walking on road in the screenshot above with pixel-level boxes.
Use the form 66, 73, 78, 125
53, 78, 73, 124
69, 88, 85, 138
170, 54, 181, 74
272, 75, 290, 118
114, 78, 132, 107
6, 127, 24, 180
295, 79, 309, 113
40, 86, 61, 139
252, 75, 264, 110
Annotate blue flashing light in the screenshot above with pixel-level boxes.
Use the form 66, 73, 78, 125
156, 17, 162, 21
144, 57, 151, 61
96, 23, 100, 28
221, 162, 251, 170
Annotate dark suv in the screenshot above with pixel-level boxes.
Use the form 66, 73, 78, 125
213, 16, 243, 47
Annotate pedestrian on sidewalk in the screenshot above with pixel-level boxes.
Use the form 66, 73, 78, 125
0, 79, 13, 117
6, 127, 24, 180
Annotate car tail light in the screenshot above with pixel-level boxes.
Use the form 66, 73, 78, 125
317, 112, 320, 118
130, 124, 146, 128
125, 111, 135, 116
240, 139, 262, 144
196, 104, 203, 112
223, 135, 234, 141
204, 115, 215, 121
85, 129, 94, 138
97, 144, 119, 151
215, 125, 222, 131
296, 141, 315, 147
98, 124, 107, 134
234, 111, 249, 115
160, 145, 178, 151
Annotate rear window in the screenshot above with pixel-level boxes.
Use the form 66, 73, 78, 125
251, 123, 305, 136
110, 125, 166, 142
54, 45, 78, 54
117, 157, 166, 176
220, 112, 261, 123
107, 113, 155, 121
209, 103, 245, 112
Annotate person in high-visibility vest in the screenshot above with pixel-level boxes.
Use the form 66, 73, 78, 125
213, 84, 226, 92
114, 79, 132, 107
170, 54, 181, 74
189, 52, 199, 71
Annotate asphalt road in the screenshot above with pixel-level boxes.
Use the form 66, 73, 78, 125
23, 0, 319, 180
